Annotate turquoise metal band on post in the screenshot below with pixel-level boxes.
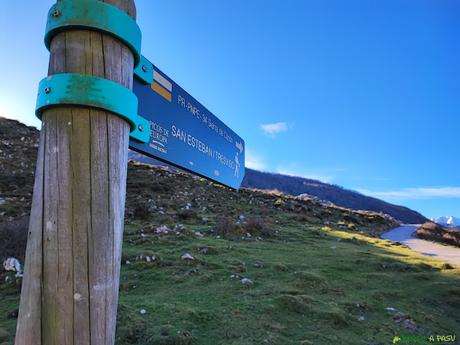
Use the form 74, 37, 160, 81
36, 73, 150, 143
45, 0, 142, 67
41, 1, 149, 142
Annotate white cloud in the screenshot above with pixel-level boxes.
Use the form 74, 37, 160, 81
260, 122, 288, 137
245, 148, 266, 170
357, 187, 460, 200
276, 168, 333, 183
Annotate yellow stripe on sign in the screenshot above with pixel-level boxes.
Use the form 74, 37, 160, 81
151, 81, 172, 102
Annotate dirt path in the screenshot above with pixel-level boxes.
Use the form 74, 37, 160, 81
381, 225, 460, 266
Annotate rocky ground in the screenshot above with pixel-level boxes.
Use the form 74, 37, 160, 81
416, 222, 460, 248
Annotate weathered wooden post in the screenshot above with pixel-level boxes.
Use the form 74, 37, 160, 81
15, 1, 141, 344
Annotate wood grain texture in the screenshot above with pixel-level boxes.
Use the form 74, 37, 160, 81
15, 1, 136, 344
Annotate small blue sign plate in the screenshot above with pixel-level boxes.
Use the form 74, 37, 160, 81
129, 57, 245, 189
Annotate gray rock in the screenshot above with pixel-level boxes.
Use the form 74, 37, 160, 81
155, 225, 170, 234
181, 253, 195, 261
241, 277, 254, 285
3, 257, 22, 277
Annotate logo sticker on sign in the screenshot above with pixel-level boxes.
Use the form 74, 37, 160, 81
129, 57, 245, 190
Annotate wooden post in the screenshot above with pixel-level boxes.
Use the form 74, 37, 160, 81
15, 1, 136, 344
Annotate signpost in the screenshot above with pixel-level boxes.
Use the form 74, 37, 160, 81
130, 58, 245, 189
15, 1, 244, 344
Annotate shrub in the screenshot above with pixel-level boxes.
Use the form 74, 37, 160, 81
0, 217, 29, 263
242, 217, 272, 237
214, 217, 241, 238
214, 216, 272, 239
177, 209, 198, 222
133, 205, 150, 220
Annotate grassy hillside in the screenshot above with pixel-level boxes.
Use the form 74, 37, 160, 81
242, 169, 427, 224
0, 162, 459, 344
0, 117, 459, 344
130, 145, 427, 225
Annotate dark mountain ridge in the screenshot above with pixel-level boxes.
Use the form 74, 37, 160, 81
242, 169, 426, 224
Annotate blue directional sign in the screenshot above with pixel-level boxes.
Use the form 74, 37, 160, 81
129, 57, 245, 189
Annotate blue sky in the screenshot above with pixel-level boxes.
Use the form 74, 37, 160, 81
0, 0, 459, 219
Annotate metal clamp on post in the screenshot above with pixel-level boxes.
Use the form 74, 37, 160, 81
134, 55, 154, 84
38, 0, 150, 143
36, 73, 150, 143
45, 0, 142, 67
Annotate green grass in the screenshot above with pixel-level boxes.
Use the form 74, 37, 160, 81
1, 163, 459, 344
1, 219, 460, 345
116, 221, 460, 345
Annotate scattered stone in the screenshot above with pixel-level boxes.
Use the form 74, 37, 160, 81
300, 341, 313, 345
181, 253, 195, 261
155, 225, 170, 234
3, 257, 21, 272
135, 255, 157, 263
199, 247, 209, 254
393, 312, 417, 331
241, 277, 254, 285
356, 315, 366, 321
330, 246, 337, 250
391, 314, 408, 326
3, 257, 22, 277
239, 214, 245, 221
402, 318, 417, 331
140, 309, 146, 315
194, 231, 204, 237
385, 307, 397, 312
274, 199, 284, 206
173, 224, 185, 231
